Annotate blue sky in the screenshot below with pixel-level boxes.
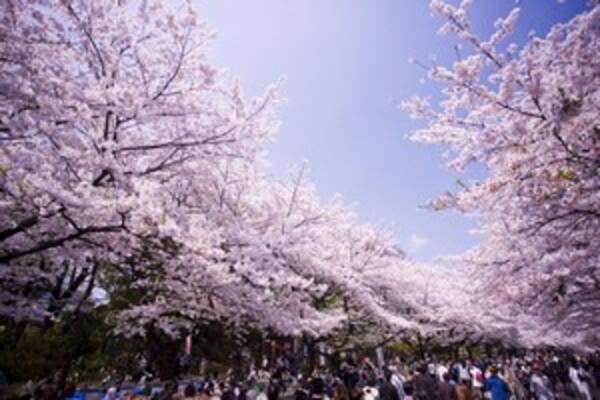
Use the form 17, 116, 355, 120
196, 0, 589, 261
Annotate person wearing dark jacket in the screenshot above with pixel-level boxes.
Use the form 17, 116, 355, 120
267, 379, 281, 400
310, 377, 327, 400
379, 371, 400, 400
223, 386, 238, 400
439, 373, 457, 400
414, 364, 440, 400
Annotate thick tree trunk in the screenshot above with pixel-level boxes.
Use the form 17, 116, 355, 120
453, 343, 461, 361
328, 351, 341, 375
146, 327, 181, 381
56, 359, 72, 400
305, 338, 316, 374
485, 343, 493, 358
416, 336, 426, 359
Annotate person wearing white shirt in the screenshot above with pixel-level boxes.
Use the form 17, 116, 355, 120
569, 361, 592, 400
389, 365, 407, 400
529, 364, 555, 400
437, 364, 449, 383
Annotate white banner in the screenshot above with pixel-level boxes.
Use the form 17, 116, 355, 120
376, 347, 385, 369
319, 342, 326, 366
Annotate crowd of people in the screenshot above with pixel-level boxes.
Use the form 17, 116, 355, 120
59, 352, 600, 400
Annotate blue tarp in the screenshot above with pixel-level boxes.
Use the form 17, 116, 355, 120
64, 386, 161, 399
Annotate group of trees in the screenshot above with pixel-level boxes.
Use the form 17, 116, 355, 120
0, 0, 598, 390
0, 0, 466, 384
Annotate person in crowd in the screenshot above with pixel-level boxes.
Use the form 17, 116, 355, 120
33, 380, 56, 400
413, 364, 440, 400
402, 382, 414, 400
450, 362, 461, 385
543, 356, 561, 391
102, 387, 119, 400
437, 361, 450, 383
362, 386, 378, 400
569, 359, 593, 400
172, 392, 185, 400
467, 361, 484, 400
365, 376, 380, 400
294, 378, 310, 400
388, 365, 407, 400
455, 379, 472, 400
271, 377, 284, 400
459, 361, 471, 386
149, 385, 163, 400
181, 382, 196, 399
348, 385, 362, 400
506, 362, 526, 400
438, 373, 456, 400
310, 377, 329, 400
554, 356, 573, 398
223, 383, 238, 400
498, 359, 517, 399
529, 363, 555, 400
122, 391, 136, 400
137, 382, 153, 399
332, 380, 350, 400
379, 370, 400, 400
255, 382, 268, 400
483, 366, 510, 400
157, 381, 177, 400
515, 365, 531, 400
246, 379, 258, 400
237, 383, 249, 400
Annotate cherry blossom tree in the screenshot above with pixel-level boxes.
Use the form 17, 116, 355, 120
114, 165, 350, 339
116, 161, 435, 341
403, 0, 600, 347
0, 0, 279, 325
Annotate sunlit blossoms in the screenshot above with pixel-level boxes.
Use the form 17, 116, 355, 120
0, 0, 281, 331
2, 0, 597, 356
404, 0, 600, 348
0, 0, 468, 345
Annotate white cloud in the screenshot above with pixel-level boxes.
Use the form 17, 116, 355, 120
408, 233, 430, 249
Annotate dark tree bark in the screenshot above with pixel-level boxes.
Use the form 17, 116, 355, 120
146, 326, 181, 381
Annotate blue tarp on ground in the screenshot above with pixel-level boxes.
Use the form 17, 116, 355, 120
65, 386, 162, 399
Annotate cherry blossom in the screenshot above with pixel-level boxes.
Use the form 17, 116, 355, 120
404, 0, 600, 348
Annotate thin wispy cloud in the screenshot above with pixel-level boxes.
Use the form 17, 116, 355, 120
408, 233, 430, 249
